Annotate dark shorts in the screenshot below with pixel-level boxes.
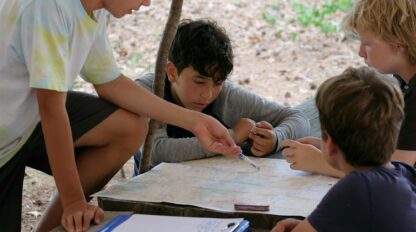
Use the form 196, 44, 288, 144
0, 91, 118, 231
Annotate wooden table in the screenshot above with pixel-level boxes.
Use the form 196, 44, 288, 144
53, 99, 319, 231
95, 98, 320, 230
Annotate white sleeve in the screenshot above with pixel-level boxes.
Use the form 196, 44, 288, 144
20, 1, 71, 92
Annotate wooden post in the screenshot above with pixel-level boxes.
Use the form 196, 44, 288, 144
139, 0, 183, 174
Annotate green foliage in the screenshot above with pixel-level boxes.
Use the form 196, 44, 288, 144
290, 32, 298, 41
293, 0, 353, 34
260, 0, 353, 40
275, 29, 284, 38
261, 3, 280, 27
262, 12, 277, 27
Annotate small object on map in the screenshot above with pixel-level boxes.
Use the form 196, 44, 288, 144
234, 203, 270, 212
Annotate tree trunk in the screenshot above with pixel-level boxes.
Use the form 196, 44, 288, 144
139, 0, 183, 174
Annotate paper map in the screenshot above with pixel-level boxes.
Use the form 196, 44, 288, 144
94, 156, 338, 217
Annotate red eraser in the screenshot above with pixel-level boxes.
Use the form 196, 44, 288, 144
234, 203, 270, 211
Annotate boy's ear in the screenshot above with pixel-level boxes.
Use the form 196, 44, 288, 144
166, 61, 178, 83
325, 133, 339, 157
324, 132, 346, 171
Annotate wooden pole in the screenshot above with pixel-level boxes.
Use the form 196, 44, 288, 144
139, 0, 183, 174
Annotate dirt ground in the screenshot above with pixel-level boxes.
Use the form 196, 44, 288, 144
22, 1, 365, 231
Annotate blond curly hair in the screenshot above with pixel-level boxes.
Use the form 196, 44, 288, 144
342, 0, 416, 64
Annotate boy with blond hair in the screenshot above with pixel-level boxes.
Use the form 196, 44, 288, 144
273, 67, 416, 232
283, 0, 416, 178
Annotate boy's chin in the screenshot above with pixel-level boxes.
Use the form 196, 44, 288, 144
189, 104, 207, 112
191, 108, 204, 112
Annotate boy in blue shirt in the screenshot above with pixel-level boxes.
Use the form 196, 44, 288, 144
0, 1, 240, 231
283, 0, 416, 177
272, 67, 416, 232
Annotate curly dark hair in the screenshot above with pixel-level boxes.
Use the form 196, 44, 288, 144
168, 19, 234, 82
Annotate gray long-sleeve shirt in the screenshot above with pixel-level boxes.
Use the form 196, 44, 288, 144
135, 73, 310, 166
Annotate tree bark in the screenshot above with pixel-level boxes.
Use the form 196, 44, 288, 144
139, 0, 183, 174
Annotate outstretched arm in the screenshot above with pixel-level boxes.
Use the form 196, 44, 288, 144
272, 218, 316, 232
392, 150, 416, 166
95, 75, 241, 156
150, 127, 235, 165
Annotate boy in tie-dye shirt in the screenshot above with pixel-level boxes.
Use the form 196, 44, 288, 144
0, 1, 241, 231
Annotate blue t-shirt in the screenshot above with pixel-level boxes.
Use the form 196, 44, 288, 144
308, 162, 416, 232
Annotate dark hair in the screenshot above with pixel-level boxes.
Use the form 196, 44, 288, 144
316, 67, 404, 166
168, 19, 234, 82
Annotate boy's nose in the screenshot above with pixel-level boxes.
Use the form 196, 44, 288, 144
201, 88, 214, 101
201, 91, 213, 100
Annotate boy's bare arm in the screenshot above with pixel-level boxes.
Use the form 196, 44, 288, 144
272, 218, 317, 232
290, 219, 317, 232
392, 150, 416, 166
94, 74, 240, 156
35, 89, 103, 231
95, 75, 199, 127
150, 127, 218, 165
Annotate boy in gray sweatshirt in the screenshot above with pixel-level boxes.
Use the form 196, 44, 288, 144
135, 19, 310, 169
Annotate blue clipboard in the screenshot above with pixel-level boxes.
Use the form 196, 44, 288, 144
98, 214, 250, 232
98, 214, 133, 232
234, 219, 250, 232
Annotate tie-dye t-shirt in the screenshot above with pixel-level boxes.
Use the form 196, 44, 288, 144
0, 0, 121, 168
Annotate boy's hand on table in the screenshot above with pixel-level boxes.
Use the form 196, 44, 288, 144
271, 218, 302, 232
193, 114, 241, 156
297, 136, 322, 149
281, 139, 344, 178
281, 139, 325, 173
232, 118, 256, 144
249, 121, 277, 157
61, 201, 104, 232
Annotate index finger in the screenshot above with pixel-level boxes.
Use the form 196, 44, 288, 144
281, 139, 299, 149
222, 130, 238, 147
210, 141, 241, 156
255, 121, 273, 129
82, 210, 94, 231
94, 207, 105, 225
63, 215, 75, 232
251, 127, 273, 139
73, 212, 83, 232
